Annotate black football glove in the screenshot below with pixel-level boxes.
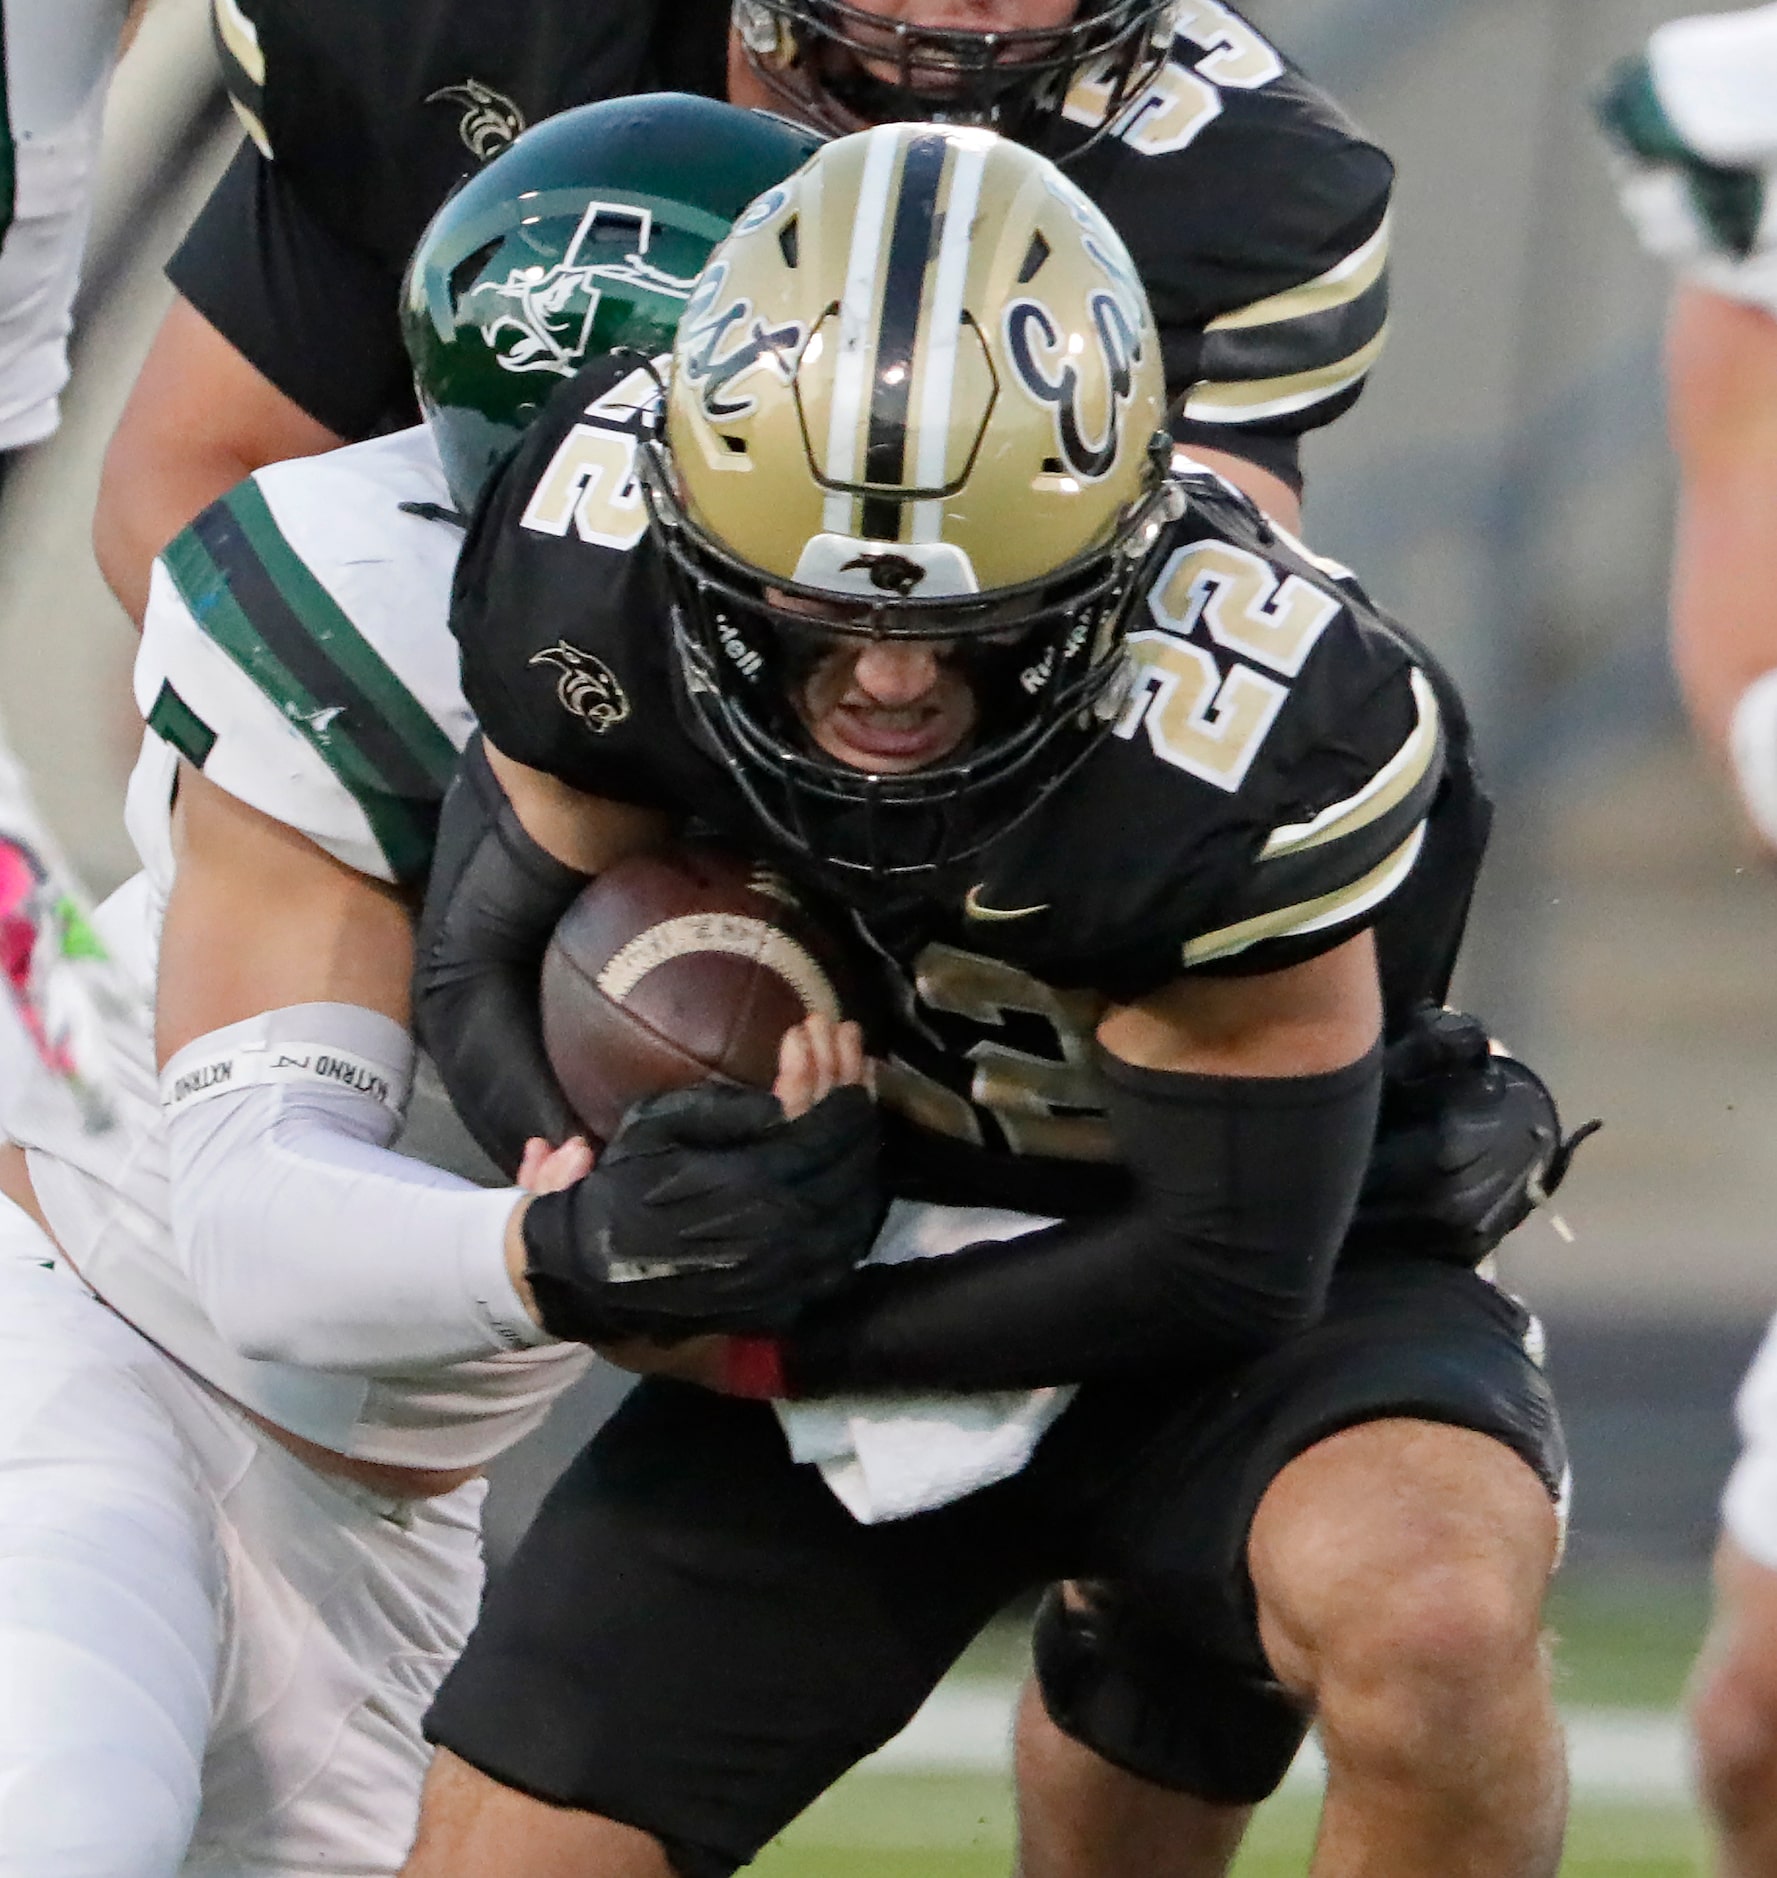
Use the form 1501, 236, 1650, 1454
521, 1083, 883, 1343
1347, 1003, 1600, 1267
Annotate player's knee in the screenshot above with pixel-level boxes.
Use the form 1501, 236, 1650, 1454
1315, 1554, 1546, 1750
1256, 1450, 1554, 1759
1691, 1644, 1777, 1824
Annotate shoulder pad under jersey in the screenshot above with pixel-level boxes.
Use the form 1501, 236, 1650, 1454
449, 355, 723, 812
961, 479, 1443, 1002
1061, 4, 1393, 434
136, 426, 471, 884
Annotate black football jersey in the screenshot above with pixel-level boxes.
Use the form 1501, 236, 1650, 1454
450, 358, 1488, 1217
176, 0, 1390, 468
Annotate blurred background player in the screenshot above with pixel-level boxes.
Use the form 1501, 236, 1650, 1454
0, 0, 151, 1144
0, 98, 871, 1877
91, 0, 1394, 617
1598, 8, 1777, 1872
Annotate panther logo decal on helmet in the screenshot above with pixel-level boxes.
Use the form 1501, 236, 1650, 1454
463, 203, 700, 380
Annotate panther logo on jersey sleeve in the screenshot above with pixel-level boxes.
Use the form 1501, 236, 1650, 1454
426, 79, 528, 160
529, 641, 632, 733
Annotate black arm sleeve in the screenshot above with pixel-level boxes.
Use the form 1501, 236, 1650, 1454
785, 1044, 1382, 1396
412, 735, 591, 1178
166, 144, 417, 441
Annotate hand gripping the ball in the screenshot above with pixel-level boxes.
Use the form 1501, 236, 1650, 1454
519, 1083, 883, 1343
1347, 1003, 1600, 1267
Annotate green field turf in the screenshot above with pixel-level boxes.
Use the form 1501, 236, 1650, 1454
750, 1569, 1718, 1878
753, 1776, 1708, 1878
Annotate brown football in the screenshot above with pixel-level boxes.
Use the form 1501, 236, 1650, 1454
540, 845, 848, 1141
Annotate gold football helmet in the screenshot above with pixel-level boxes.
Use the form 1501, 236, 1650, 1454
642, 122, 1172, 877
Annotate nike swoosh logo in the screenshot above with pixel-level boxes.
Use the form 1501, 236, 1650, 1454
963, 885, 1050, 922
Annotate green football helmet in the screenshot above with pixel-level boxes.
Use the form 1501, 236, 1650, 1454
401, 92, 823, 510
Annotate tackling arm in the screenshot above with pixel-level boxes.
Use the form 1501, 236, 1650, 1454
749, 932, 1383, 1397
95, 297, 345, 624
1665, 283, 1777, 850
156, 764, 553, 1369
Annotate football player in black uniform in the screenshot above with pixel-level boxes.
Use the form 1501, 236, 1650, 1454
94, 0, 1389, 617
400, 126, 1578, 1878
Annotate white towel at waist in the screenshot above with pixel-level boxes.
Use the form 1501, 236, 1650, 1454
774, 1199, 1073, 1524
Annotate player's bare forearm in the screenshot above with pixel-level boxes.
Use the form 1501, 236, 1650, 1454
482, 738, 671, 874
1097, 929, 1380, 1078
96, 297, 346, 624
156, 765, 416, 1065
1666, 285, 1777, 757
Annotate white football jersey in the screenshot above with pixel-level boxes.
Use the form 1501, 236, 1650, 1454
0, 0, 133, 448
1613, 4, 1777, 315
12, 425, 592, 1468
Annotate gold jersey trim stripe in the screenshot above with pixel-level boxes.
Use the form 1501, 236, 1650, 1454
1184, 327, 1388, 424
1262, 517, 1357, 584
1205, 214, 1391, 335
226, 95, 273, 161
1183, 822, 1428, 968
214, 0, 266, 85
1260, 670, 1440, 861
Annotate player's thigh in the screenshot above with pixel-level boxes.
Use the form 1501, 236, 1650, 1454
182, 1445, 486, 1878
1043, 1261, 1564, 1783
423, 1378, 1046, 1878
0, 1209, 225, 1876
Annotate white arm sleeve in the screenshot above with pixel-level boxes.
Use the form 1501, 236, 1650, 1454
162, 1001, 557, 1373
1730, 668, 1777, 850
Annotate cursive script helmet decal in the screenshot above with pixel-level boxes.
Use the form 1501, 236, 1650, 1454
643, 125, 1172, 877
401, 94, 822, 511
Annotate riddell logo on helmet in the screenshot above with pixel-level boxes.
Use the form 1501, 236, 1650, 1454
717, 619, 764, 678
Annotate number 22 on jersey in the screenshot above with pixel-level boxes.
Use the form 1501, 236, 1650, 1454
1114, 538, 1340, 792
519, 366, 658, 550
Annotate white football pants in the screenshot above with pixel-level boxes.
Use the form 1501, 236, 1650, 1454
0, 1195, 486, 1876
